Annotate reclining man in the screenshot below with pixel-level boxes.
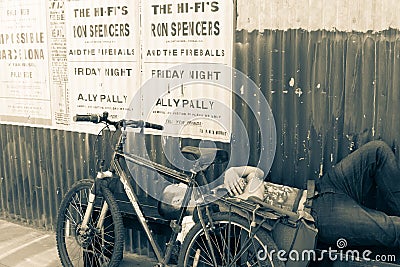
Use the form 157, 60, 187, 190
224, 140, 400, 249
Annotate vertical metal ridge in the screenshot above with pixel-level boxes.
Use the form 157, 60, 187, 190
19, 126, 29, 224
32, 128, 47, 229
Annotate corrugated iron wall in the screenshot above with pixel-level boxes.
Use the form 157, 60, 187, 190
235, 29, 400, 188
1, 28, 400, 252
0, 125, 97, 229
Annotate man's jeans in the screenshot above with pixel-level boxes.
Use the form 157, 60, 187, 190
311, 141, 400, 248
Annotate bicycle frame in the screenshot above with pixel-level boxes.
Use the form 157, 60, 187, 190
72, 113, 285, 267
56, 112, 302, 267
82, 125, 203, 266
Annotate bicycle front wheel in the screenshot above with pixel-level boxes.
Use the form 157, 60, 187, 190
56, 179, 124, 267
179, 212, 284, 267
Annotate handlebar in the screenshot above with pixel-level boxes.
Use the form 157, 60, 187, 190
73, 114, 103, 123
136, 121, 164, 131
73, 112, 164, 130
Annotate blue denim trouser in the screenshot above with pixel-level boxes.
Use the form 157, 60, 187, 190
311, 141, 400, 248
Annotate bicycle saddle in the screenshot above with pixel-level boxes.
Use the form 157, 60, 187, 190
181, 146, 229, 166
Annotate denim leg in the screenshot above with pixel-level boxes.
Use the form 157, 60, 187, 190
326, 140, 400, 216
312, 192, 400, 248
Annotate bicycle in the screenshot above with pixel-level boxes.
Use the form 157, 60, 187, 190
55, 111, 285, 267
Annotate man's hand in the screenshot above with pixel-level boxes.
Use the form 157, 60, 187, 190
224, 166, 264, 196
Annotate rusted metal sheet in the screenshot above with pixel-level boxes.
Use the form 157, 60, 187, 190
234, 29, 400, 188
1, 28, 400, 254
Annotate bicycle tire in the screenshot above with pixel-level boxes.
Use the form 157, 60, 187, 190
178, 212, 284, 267
56, 179, 124, 267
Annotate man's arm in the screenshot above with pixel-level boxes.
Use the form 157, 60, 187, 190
224, 166, 264, 196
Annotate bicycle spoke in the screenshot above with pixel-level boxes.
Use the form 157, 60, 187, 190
209, 228, 226, 265
250, 238, 263, 267
194, 233, 215, 266
57, 180, 123, 267
181, 213, 280, 267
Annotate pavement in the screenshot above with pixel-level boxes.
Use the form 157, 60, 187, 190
0, 219, 157, 267
3, 218, 398, 267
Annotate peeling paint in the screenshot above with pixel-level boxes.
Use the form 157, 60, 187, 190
295, 88, 303, 97
289, 77, 295, 87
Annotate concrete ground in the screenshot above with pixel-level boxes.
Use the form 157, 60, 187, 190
2, 218, 398, 267
0, 219, 157, 267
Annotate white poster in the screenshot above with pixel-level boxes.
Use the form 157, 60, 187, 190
140, 0, 234, 142
48, 0, 69, 126
0, 0, 234, 139
0, 0, 51, 126
65, 0, 140, 132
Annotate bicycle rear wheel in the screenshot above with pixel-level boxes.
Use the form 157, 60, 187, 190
179, 212, 284, 267
56, 179, 124, 267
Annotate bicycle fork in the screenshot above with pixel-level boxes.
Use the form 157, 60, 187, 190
80, 171, 112, 234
